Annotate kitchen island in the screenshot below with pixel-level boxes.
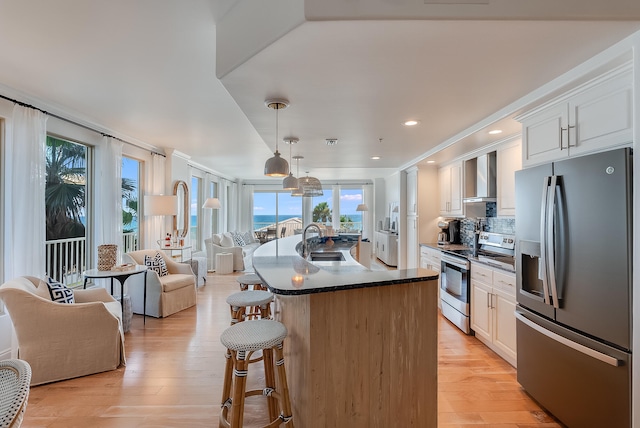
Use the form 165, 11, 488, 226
253, 235, 439, 428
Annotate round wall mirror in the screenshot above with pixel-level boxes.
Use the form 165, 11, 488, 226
172, 180, 189, 238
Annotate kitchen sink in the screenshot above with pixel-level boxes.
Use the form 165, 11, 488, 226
309, 251, 345, 262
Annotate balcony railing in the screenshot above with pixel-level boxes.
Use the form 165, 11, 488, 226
45, 232, 139, 287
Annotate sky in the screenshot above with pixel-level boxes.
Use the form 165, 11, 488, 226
253, 188, 363, 216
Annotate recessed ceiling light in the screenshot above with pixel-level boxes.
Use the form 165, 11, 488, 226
427, 160, 435, 164
404, 120, 420, 126
371, 156, 381, 160
488, 129, 503, 135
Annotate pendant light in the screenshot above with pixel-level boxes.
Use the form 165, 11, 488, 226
291, 155, 304, 196
282, 137, 299, 190
264, 98, 290, 177
299, 171, 323, 197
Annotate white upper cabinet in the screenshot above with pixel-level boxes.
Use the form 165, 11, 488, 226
439, 161, 463, 217
496, 139, 522, 217
520, 66, 632, 167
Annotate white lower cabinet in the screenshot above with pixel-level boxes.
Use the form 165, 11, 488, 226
470, 262, 517, 367
420, 246, 441, 307
375, 231, 398, 267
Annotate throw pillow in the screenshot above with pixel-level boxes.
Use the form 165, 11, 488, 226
144, 252, 169, 277
45, 277, 75, 304
211, 233, 222, 246
220, 233, 234, 247
231, 231, 246, 247
242, 231, 254, 244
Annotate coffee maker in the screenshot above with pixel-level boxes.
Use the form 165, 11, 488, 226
437, 219, 460, 245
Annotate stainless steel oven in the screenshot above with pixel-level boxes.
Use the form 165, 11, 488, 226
440, 253, 471, 334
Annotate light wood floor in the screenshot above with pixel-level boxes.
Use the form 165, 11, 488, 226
20, 269, 563, 428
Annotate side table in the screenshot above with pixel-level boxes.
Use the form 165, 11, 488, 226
83, 265, 149, 324
216, 252, 234, 274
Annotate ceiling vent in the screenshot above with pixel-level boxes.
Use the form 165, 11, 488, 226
325, 138, 338, 146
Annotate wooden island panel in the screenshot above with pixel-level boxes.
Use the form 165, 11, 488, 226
276, 279, 438, 428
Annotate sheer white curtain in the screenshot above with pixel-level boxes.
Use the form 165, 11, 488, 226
239, 184, 254, 233
228, 182, 239, 231
363, 184, 373, 242
218, 178, 229, 232
143, 153, 166, 249
95, 136, 123, 263
4, 105, 47, 280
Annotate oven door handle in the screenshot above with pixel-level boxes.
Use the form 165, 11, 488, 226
441, 254, 470, 270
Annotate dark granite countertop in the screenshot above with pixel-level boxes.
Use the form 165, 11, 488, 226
420, 242, 515, 273
253, 235, 438, 295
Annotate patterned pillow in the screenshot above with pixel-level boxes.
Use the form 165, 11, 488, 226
242, 231, 254, 244
46, 277, 75, 304
145, 252, 169, 277
231, 231, 246, 247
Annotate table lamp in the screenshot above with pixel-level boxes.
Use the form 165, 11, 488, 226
145, 195, 178, 244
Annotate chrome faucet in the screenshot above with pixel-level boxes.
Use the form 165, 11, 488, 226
302, 223, 324, 258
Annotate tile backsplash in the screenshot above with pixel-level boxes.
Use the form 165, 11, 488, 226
458, 202, 515, 247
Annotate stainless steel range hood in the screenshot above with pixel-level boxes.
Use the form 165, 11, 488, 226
463, 152, 496, 203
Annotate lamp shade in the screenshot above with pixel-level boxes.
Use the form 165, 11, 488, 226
264, 151, 289, 177
202, 198, 221, 209
356, 204, 368, 212
144, 195, 178, 216
282, 173, 299, 190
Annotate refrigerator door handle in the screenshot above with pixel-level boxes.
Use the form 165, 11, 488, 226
546, 175, 560, 309
515, 311, 621, 367
539, 177, 551, 305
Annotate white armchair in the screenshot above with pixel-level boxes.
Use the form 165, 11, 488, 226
0, 276, 125, 386
123, 250, 197, 318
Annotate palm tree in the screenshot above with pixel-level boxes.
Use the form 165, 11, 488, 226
312, 202, 331, 224
121, 177, 137, 233
45, 136, 86, 241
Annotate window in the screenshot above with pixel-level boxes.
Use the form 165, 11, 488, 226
312, 188, 333, 226
339, 188, 364, 232
122, 156, 140, 253
191, 176, 201, 249
45, 136, 89, 285
253, 191, 302, 243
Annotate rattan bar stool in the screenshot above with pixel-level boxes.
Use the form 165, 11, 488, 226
226, 290, 273, 324
219, 320, 294, 428
236, 273, 265, 291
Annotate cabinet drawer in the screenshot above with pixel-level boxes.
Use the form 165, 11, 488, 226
471, 263, 493, 283
493, 270, 516, 295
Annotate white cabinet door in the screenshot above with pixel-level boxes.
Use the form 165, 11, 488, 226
568, 70, 632, 157
497, 140, 522, 216
521, 68, 632, 167
522, 102, 568, 167
406, 169, 418, 216
438, 161, 463, 216
406, 216, 418, 269
471, 280, 492, 343
492, 287, 517, 363
449, 162, 463, 216
438, 166, 450, 215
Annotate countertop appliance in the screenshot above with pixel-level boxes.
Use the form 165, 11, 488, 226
440, 231, 515, 334
515, 148, 632, 427
437, 219, 460, 245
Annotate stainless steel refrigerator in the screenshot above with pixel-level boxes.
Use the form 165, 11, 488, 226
515, 148, 632, 428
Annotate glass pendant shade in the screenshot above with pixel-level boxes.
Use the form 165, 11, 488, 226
264, 150, 289, 177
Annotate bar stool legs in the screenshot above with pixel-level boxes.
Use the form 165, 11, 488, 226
219, 320, 294, 428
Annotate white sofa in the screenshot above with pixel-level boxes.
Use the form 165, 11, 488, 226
204, 231, 261, 272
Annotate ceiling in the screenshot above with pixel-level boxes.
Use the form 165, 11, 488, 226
0, 1, 639, 182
